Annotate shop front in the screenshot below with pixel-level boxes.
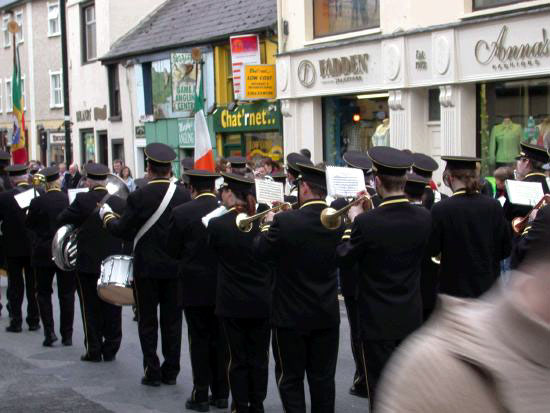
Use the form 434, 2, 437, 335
213, 101, 283, 163
48, 132, 66, 165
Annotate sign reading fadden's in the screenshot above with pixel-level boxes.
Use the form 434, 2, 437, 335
298, 53, 369, 88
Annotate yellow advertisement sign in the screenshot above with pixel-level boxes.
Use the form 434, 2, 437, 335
244, 65, 276, 100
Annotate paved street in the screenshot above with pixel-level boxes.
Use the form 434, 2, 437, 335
0, 276, 370, 412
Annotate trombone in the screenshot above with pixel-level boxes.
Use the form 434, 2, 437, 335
511, 194, 550, 235
320, 194, 373, 230
236, 202, 296, 232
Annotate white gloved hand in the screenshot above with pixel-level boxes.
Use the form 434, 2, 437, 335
99, 203, 113, 220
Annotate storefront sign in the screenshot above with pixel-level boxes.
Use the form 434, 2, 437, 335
76, 109, 91, 122
319, 54, 369, 84
230, 34, 261, 100
475, 26, 550, 70
178, 118, 195, 148
49, 133, 65, 144
244, 65, 276, 99
214, 101, 281, 133
171, 53, 196, 113
135, 126, 145, 140
415, 50, 427, 70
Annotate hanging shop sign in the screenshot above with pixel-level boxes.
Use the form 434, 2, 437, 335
244, 65, 276, 100
214, 101, 281, 133
178, 118, 195, 148
171, 52, 197, 113
49, 133, 65, 144
230, 34, 261, 100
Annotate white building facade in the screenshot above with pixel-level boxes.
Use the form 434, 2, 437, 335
277, 0, 550, 185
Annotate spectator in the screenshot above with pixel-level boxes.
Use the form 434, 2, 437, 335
494, 166, 514, 198
59, 162, 68, 191
62, 163, 82, 190
113, 159, 124, 176
120, 166, 136, 192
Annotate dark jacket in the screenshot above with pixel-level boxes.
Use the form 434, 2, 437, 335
208, 208, 271, 319
504, 173, 550, 222
57, 186, 126, 274
26, 188, 69, 267
430, 191, 512, 298
167, 192, 219, 307
0, 183, 34, 258
510, 204, 550, 269
422, 186, 448, 210
255, 200, 344, 331
337, 196, 432, 340
104, 178, 191, 279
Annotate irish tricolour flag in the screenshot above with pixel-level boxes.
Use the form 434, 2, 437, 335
193, 63, 215, 171
11, 45, 27, 164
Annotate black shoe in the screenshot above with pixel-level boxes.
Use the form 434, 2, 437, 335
141, 376, 161, 387
209, 397, 229, 409
43, 333, 58, 347
186, 398, 210, 412
28, 324, 40, 331
349, 385, 369, 399
161, 377, 176, 385
5, 324, 22, 333
62, 338, 72, 346
80, 353, 102, 362
103, 354, 116, 362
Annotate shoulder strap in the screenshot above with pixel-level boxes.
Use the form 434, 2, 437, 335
133, 182, 176, 251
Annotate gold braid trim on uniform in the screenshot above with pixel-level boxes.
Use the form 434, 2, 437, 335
525, 172, 547, 179
342, 235, 351, 240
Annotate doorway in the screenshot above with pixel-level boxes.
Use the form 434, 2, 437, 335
98, 132, 108, 166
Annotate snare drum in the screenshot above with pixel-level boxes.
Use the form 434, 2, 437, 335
98, 255, 134, 306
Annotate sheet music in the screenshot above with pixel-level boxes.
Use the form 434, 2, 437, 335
505, 179, 544, 206
14, 189, 39, 209
255, 179, 284, 205
326, 166, 366, 198
68, 188, 89, 204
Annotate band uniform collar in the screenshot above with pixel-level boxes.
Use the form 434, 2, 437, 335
378, 195, 409, 208
17, 182, 28, 187
93, 186, 106, 191
300, 200, 327, 209
46, 188, 61, 193
195, 192, 217, 200
525, 172, 546, 179
148, 179, 171, 185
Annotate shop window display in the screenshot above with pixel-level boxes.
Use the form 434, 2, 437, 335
478, 78, 550, 176
314, 0, 380, 38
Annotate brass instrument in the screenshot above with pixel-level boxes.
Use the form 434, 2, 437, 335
236, 202, 295, 232
511, 194, 550, 235
320, 194, 373, 230
32, 173, 46, 187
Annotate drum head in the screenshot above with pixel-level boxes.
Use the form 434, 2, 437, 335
98, 285, 134, 306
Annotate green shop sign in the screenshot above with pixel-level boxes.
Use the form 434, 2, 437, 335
178, 118, 195, 148
213, 101, 281, 133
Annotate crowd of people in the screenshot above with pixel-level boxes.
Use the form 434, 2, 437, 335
0, 140, 548, 413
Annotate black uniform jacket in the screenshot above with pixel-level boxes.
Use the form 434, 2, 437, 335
26, 188, 69, 268
167, 192, 219, 307
105, 179, 190, 279
58, 186, 126, 274
337, 196, 432, 340
0, 183, 34, 258
208, 208, 271, 319
255, 200, 344, 332
422, 186, 448, 210
430, 191, 512, 298
510, 204, 550, 269
504, 173, 550, 222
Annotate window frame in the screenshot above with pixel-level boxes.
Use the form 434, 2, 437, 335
49, 70, 63, 108
81, 2, 97, 63
473, 0, 530, 11
2, 16, 10, 48
108, 64, 121, 120
47, 1, 61, 37
15, 11, 23, 44
313, 0, 380, 39
5, 78, 12, 113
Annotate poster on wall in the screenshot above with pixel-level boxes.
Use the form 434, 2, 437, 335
152, 59, 173, 119
244, 65, 276, 100
171, 53, 196, 114
230, 34, 261, 101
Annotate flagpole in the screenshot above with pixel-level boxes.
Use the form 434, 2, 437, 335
60, 0, 72, 165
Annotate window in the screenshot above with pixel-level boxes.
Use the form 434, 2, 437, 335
81, 130, 95, 164
313, 0, 380, 38
0, 80, 3, 113
50, 70, 63, 108
5, 79, 12, 112
108, 65, 121, 118
2, 16, 10, 48
48, 2, 60, 37
15, 11, 23, 44
473, 0, 530, 10
428, 89, 441, 122
82, 4, 96, 62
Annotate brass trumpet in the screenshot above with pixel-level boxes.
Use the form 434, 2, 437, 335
32, 173, 46, 187
320, 194, 373, 230
236, 202, 296, 232
511, 194, 550, 235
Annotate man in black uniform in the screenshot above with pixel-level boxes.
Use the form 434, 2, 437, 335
167, 170, 229, 411
0, 164, 40, 332
58, 163, 126, 361
26, 166, 75, 346
0, 150, 12, 316
337, 147, 432, 404
102, 143, 190, 386
510, 202, 550, 268
411, 152, 447, 210
285, 153, 312, 202
256, 163, 344, 412
430, 156, 511, 298
226, 156, 248, 176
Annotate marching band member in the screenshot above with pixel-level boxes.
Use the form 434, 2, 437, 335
430, 156, 511, 298
26, 166, 75, 346
58, 163, 126, 362
412, 152, 446, 209
167, 170, 229, 411
337, 147, 432, 404
285, 152, 312, 202
0, 164, 39, 332
226, 156, 248, 176
255, 163, 344, 412
207, 173, 271, 413
102, 143, 190, 386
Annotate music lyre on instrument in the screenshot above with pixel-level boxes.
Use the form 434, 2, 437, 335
511, 194, 550, 235
236, 202, 296, 233
320, 194, 373, 230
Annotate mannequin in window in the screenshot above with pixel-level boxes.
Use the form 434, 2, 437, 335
537, 117, 550, 149
523, 116, 539, 145
371, 118, 390, 147
488, 117, 522, 169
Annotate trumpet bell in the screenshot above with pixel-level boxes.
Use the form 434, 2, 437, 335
236, 212, 254, 233
320, 207, 342, 230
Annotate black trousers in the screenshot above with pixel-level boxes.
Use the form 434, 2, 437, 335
343, 295, 366, 393
35, 267, 76, 339
361, 339, 402, 405
185, 306, 229, 402
222, 317, 270, 413
76, 272, 122, 358
272, 326, 339, 413
133, 277, 183, 381
6, 256, 39, 326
